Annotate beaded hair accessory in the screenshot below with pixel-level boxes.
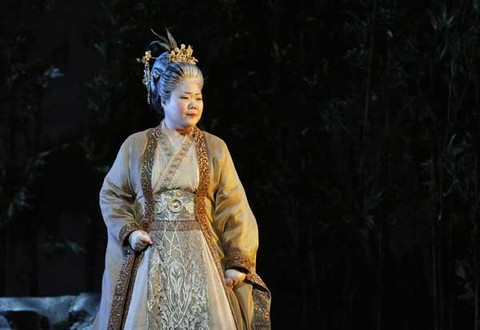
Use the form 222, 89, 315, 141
136, 50, 157, 104
137, 29, 198, 104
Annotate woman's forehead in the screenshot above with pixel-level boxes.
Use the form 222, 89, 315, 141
176, 79, 202, 93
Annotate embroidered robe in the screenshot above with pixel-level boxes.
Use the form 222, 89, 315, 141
91, 125, 271, 330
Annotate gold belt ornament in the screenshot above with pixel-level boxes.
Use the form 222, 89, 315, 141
153, 190, 196, 222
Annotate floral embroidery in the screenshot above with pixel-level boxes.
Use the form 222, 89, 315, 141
147, 227, 209, 329
107, 248, 136, 330
141, 127, 160, 229
246, 273, 272, 330
120, 252, 144, 329
252, 289, 271, 330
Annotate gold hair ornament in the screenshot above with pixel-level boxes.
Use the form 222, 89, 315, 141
167, 44, 198, 65
136, 50, 158, 104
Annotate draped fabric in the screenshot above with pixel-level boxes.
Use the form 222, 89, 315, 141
92, 123, 271, 330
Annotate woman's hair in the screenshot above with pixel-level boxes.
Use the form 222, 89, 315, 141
148, 30, 204, 115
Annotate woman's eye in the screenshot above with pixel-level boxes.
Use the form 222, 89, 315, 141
196, 98, 203, 101
180, 97, 189, 99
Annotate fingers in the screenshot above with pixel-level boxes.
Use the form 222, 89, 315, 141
224, 268, 247, 289
130, 231, 153, 251
225, 277, 235, 289
133, 241, 144, 251
134, 242, 150, 251
138, 235, 153, 250
224, 275, 244, 289
140, 234, 153, 245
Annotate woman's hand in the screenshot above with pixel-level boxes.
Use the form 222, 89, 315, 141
224, 269, 246, 289
128, 230, 153, 251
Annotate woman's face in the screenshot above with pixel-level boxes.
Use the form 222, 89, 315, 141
162, 78, 203, 132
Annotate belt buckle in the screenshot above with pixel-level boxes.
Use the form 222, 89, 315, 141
167, 197, 182, 213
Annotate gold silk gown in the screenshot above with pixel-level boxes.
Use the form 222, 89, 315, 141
124, 123, 236, 329
92, 122, 271, 330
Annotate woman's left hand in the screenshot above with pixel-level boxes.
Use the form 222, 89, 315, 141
224, 269, 246, 289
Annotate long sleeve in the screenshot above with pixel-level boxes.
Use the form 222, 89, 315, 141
214, 141, 259, 273
100, 138, 141, 245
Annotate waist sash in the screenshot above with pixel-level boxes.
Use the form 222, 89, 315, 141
150, 189, 199, 231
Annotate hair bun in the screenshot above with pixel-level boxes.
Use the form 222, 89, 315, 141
151, 52, 169, 81
148, 28, 178, 81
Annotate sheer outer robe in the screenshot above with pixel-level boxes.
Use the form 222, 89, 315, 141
92, 127, 271, 330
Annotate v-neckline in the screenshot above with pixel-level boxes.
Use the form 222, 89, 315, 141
152, 122, 195, 193
161, 121, 192, 153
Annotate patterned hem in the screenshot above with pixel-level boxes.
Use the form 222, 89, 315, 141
245, 272, 271, 330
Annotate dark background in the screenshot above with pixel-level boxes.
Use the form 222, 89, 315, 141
1, 0, 480, 329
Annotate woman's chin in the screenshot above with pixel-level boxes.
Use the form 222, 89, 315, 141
184, 116, 201, 127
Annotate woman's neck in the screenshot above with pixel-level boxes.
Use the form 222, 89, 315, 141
162, 120, 192, 137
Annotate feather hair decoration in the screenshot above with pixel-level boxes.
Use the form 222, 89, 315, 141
149, 27, 178, 52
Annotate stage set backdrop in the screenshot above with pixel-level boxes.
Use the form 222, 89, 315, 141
1, 0, 480, 329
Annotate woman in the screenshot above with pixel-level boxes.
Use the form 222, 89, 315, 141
92, 30, 271, 330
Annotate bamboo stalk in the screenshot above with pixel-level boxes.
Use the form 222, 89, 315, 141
473, 64, 480, 330
377, 8, 392, 328
432, 100, 442, 330
433, 211, 439, 330
359, 0, 378, 211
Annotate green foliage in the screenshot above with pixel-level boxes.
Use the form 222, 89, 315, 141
0, 150, 49, 229
40, 240, 87, 258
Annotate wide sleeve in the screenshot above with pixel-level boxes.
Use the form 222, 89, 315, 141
100, 137, 141, 245
214, 141, 259, 274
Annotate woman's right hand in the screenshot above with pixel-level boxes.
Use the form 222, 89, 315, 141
128, 230, 153, 251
